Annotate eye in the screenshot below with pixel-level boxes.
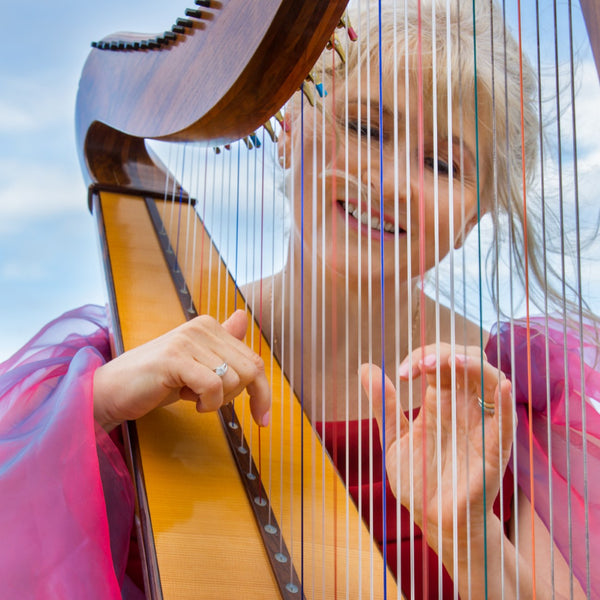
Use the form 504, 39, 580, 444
424, 156, 458, 177
347, 120, 381, 142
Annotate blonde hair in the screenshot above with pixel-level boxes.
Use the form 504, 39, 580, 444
313, 0, 595, 323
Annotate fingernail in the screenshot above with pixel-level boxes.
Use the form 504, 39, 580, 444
455, 353, 469, 365
398, 361, 411, 378
421, 353, 437, 368
260, 410, 271, 427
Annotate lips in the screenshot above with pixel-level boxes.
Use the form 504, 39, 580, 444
337, 200, 405, 237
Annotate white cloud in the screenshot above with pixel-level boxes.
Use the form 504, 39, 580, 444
0, 100, 37, 133
575, 61, 600, 149
0, 159, 86, 229
0, 259, 46, 283
0, 73, 75, 135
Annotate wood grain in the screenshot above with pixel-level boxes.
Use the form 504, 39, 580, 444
98, 190, 398, 598
76, 0, 349, 192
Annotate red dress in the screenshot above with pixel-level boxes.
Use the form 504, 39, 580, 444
317, 418, 514, 599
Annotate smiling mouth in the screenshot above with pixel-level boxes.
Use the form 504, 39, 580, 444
339, 201, 404, 234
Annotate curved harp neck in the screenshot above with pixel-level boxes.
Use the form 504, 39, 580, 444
75, 0, 349, 193
580, 0, 600, 80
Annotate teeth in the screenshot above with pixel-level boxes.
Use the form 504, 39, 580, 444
342, 201, 397, 233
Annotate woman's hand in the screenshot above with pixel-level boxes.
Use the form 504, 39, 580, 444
360, 342, 514, 567
93, 310, 271, 432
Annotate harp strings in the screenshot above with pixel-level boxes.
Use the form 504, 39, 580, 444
149, 0, 599, 596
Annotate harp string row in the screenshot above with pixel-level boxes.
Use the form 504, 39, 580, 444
143, 0, 600, 597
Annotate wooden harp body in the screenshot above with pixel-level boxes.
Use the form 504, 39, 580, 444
76, 1, 600, 599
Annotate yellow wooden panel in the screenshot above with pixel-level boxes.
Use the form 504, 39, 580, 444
100, 190, 399, 598
159, 198, 400, 599
100, 192, 278, 598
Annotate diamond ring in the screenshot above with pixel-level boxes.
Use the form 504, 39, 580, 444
213, 362, 228, 377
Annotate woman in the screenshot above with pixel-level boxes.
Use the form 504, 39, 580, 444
245, 0, 599, 597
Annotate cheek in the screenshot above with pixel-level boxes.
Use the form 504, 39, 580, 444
414, 196, 455, 260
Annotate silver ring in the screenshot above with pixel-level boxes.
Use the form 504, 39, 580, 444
213, 362, 228, 377
477, 396, 495, 415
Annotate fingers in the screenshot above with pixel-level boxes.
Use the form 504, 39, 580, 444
399, 342, 502, 395
399, 342, 478, 388
246, 369, 271, 427
398, 343, 513, 427
221, 309, 249, 341
496, 378, 515, 452
454, 351, 503, 394
182, 312, 271, 427
360, 363, 404, 456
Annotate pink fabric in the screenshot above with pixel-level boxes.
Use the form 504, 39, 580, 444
0, 305, 136, 599
486, 316, 600, 598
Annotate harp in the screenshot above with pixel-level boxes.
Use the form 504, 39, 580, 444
75, 1, 600, 598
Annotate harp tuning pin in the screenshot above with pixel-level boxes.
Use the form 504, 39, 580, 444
338, 13, 358, 42
263, 120, 277, 143
327, 34, 346, 64
224, 144, 231, 151
301, 83, 316, 107
306, 70, 326, 98
185, 8, 203, 19
273, 110, 290, 133
195, 0, 211, 6
249, 133, 261, 148
242, 136, 253, 149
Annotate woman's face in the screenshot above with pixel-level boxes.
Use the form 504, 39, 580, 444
287, 62, 487, 288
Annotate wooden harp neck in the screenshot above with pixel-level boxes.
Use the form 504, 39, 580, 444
581, 0, 600, 80
75, 0, 349, 192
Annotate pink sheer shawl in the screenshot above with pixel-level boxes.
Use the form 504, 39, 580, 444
2, 306, 598, 597
0, 305, 137, 599
487, 316, 600, 597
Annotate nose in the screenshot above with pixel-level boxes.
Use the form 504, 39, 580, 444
360, 145, 414, 206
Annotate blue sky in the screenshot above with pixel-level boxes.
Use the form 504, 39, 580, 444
0, 1, 190, 360
0, 1, 598, 361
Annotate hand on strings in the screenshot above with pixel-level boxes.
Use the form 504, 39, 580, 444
360, 343, 513, 563
93, 310, 271, 432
